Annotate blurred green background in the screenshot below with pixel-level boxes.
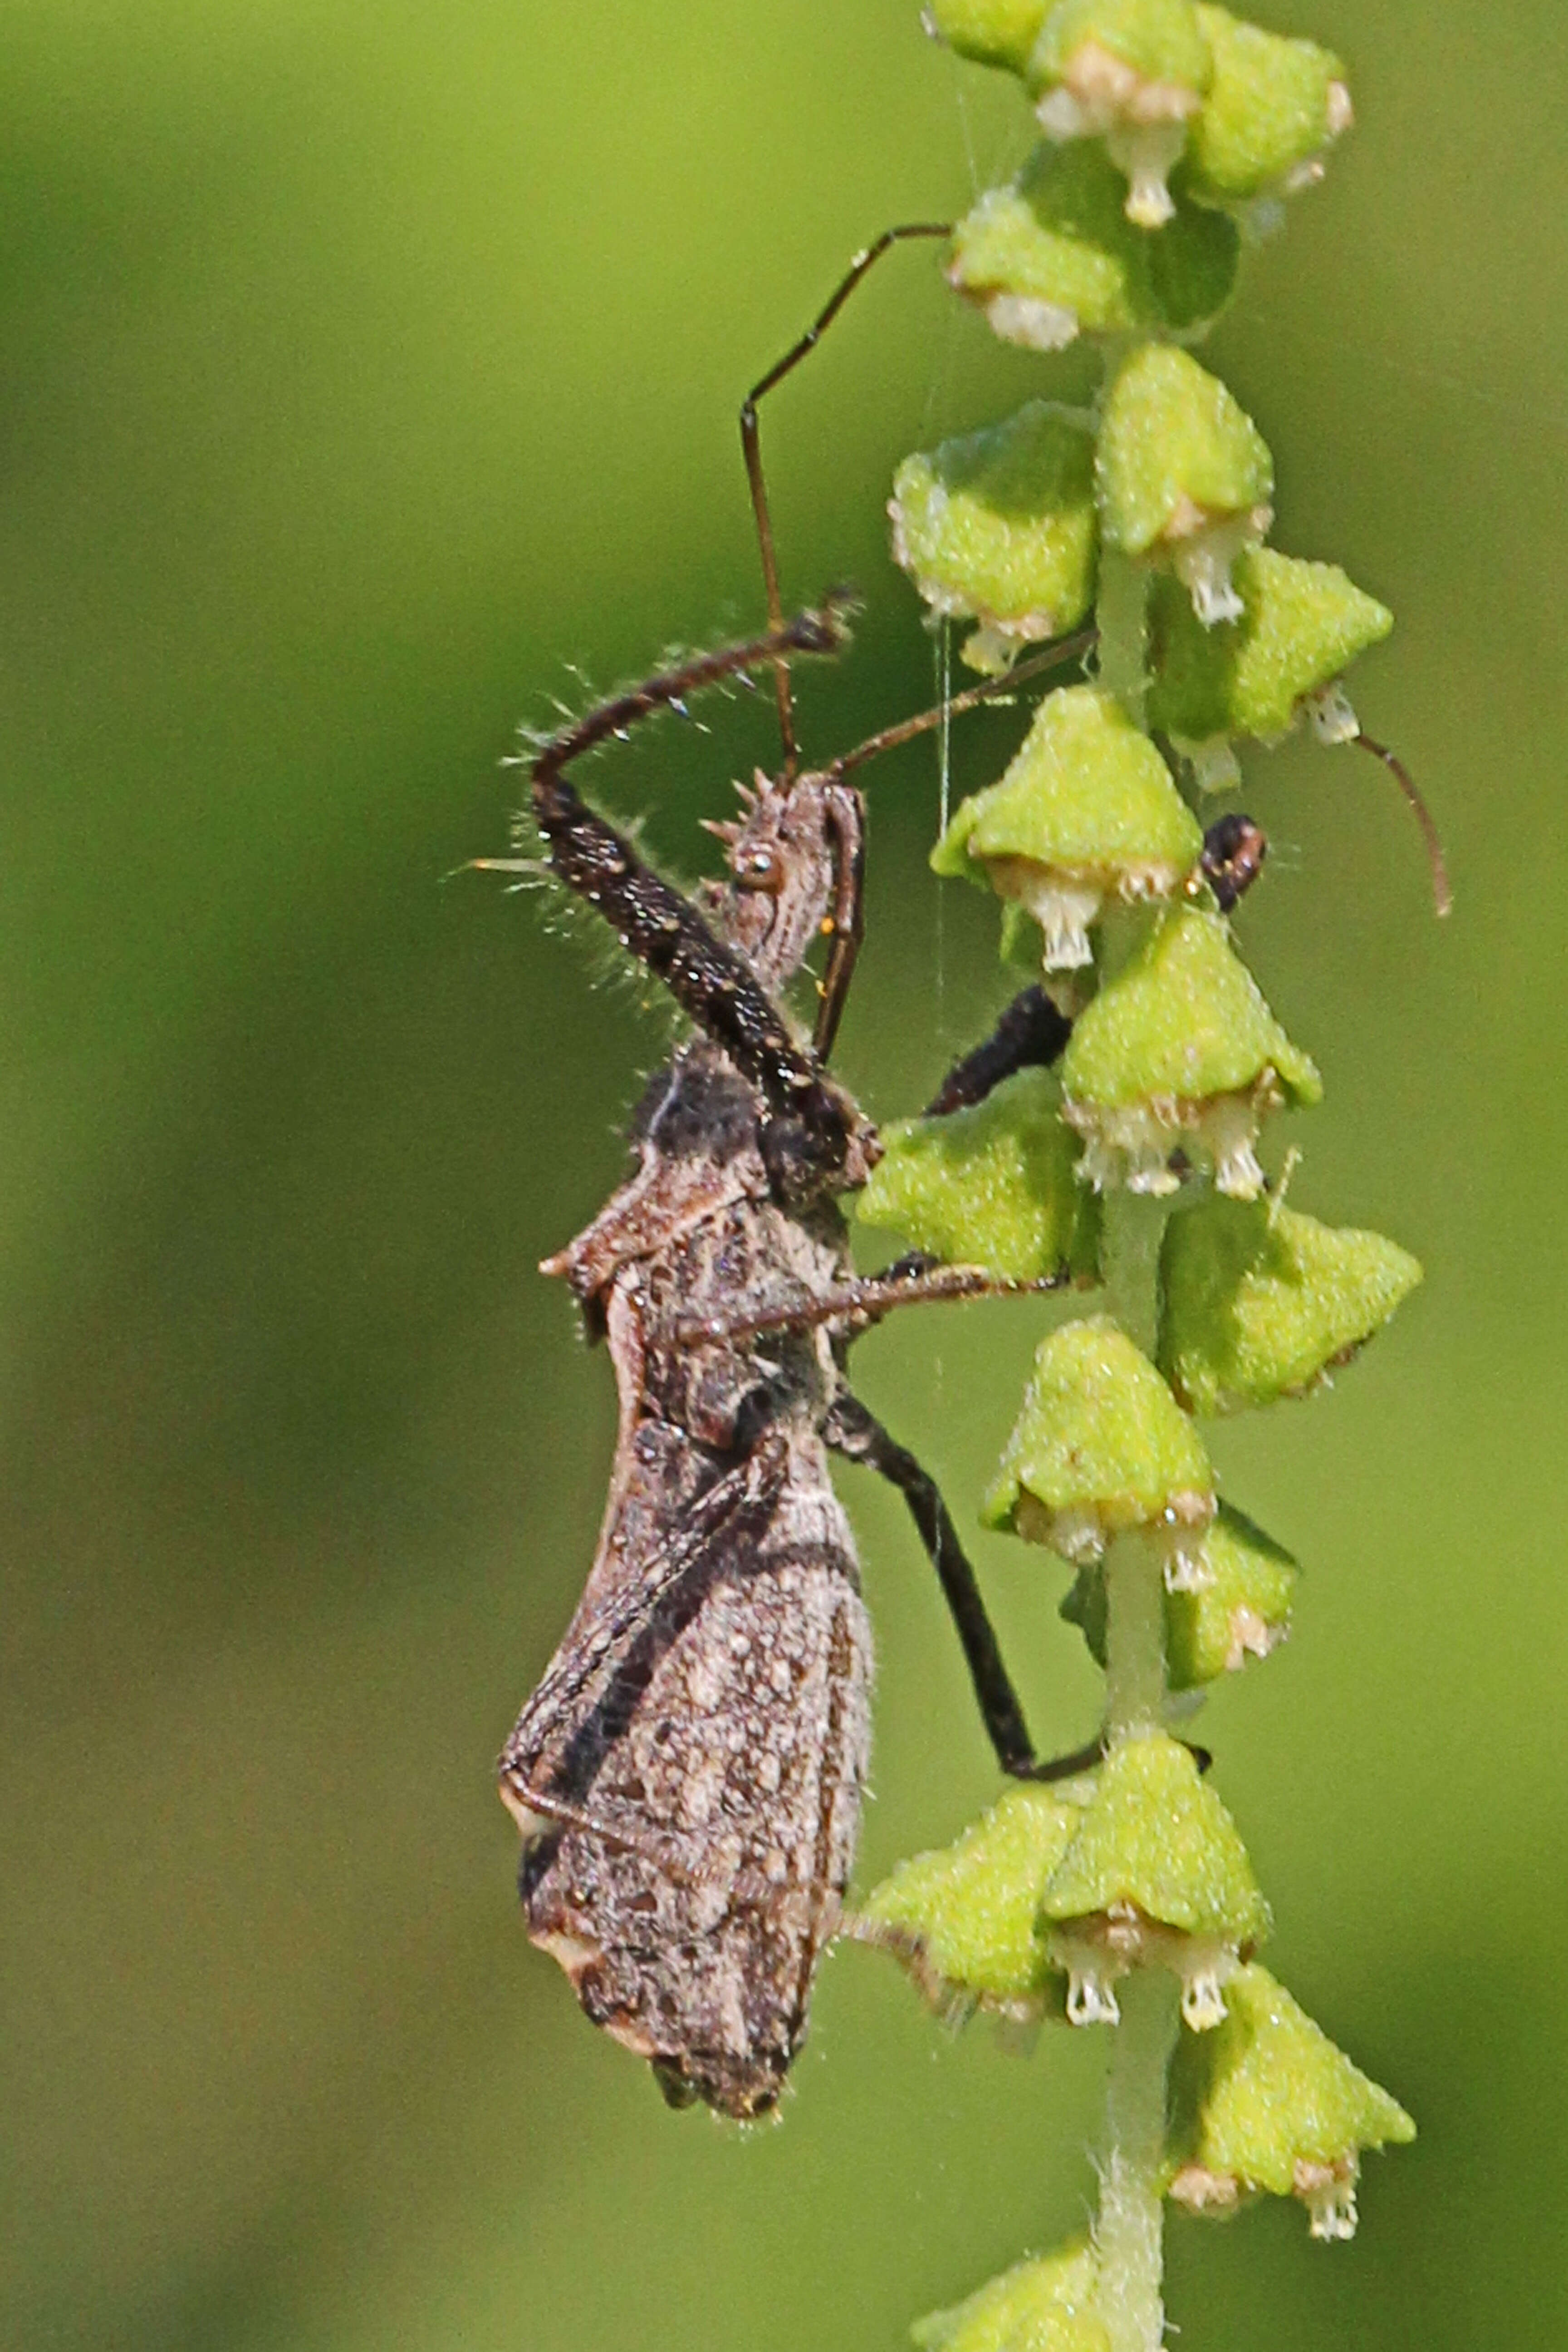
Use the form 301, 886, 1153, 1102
3, 3, 1563, 2347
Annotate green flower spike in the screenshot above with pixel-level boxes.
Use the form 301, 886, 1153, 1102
925, 0, 1051, 76
859, 1782, 1084, 2019
1060, 905, 1321, 1199
983, 1316, 1215, 1587
1159, 1195, 1423, 1415
854, 1066, 1101, 1282
1029, 0, 1213, 227
891, 402, 1098, 675
1168, 1962, 1415, 2238
1096, 344, 1273, 625
1187, 6, 1351, 218
913, 2242, 1110, 2352
931, 685, 1202, 970
1147, 547, 1393, 788
1060, 1499, 1296, 1689
949, 142, 1239, 355
1042, 1733, 1269, 2029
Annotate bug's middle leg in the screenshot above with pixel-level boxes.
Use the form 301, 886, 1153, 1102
824, 1390, 1103, 1784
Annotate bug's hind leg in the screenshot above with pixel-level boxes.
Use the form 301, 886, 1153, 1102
824, 1391, 1103, 1783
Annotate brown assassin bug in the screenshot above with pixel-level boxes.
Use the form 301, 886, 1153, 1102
482, 229, 1275, 2120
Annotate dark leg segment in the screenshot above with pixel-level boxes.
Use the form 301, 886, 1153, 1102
924, 985, 1074, 1117
519, 607, 862, 1174
825, 1392, 1103, 1783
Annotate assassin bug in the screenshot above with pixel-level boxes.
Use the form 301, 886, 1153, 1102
485, 230, 1278, 2118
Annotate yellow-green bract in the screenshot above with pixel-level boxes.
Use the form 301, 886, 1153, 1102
983, 1316, 1213, 1543
1041, 1733, 1269, 1948
949, 143, 1239, 345
861, 1782, 1083, 2009
853, 1066, 1101, 1283
1158, 1196, 1422, 1413
913, 2242, 1111, 2352
1147, 547, 1392, 744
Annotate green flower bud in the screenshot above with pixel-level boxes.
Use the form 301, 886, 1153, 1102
949, 143, 1238, 354
853, 1065, 1101, 1283
859, 1783, 1085, 2017
1158, 1196, 1423, 1414
1060, 1499, 1296, 1687
1060, 906, 1321, 1198
1030, 0, 1213, 227
1147, 547, 1392, 763
891, 402, 1098, 675
1096, 346, 1273, 623
913, 2243, 1110, 2352
1187, 6, 1351, 212
931, 685, 1202, 969
1043, 1733, 1269, 2027
1168, 1962, 1415, 2237
926, 0, 1050, 75
983, 1317, 1214, 1583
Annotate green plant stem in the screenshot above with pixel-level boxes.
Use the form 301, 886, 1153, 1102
1095, 1967, 1181, 2352
1101, 1188, 1167, 1357
1093, 547, 1149, 727
1097, 1188, 1176, 2346
1103, 1529, 1168, 1743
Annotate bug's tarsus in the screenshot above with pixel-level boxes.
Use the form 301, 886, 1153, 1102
740, 222, 952, 777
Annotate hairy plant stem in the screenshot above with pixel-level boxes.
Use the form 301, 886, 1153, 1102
1093, 547, 1149, 727
1096, 1189, 1177, 2351
1095, 1967, 1181, 2352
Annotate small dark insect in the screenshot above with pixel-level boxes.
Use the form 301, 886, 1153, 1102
1200, 811, 1269, 912
487, 230, 1109, 2120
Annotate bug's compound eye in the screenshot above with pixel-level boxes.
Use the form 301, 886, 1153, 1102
734, 845, 786, 894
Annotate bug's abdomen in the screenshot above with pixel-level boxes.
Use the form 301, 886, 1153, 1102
519, 1485, 871, 2118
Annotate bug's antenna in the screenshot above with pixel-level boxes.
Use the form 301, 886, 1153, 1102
1353, 730, 1452, 917
740, 222, 951, 784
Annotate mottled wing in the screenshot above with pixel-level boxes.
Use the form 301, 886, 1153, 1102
502, 1436, 872, 2119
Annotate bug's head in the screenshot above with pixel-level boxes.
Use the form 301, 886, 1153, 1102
703, 769, 863, 995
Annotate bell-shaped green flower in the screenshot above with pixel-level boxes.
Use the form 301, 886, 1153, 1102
1168, 1963, 1415, 2237
1060, 906, 1321, 1198
1029, 0, 1213, 226
949, 143, 1239, 356
891, 402, 1098, 675
1096, 345, 1273, 623
1060, 1499, 1296, 1688
931, 685, 1202, 969
1043, 1733, 1269, 2027
926, 0, 1050, 75
1186, 6, 1351, 213
853, 1066, 1101, 1283
983, 1317, 1214, 1583
1147, 547, 1392, 770
859, 1783, 1084, 2018
1158, 1196, 1422, 1414
913, 2242, 1110, 2352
